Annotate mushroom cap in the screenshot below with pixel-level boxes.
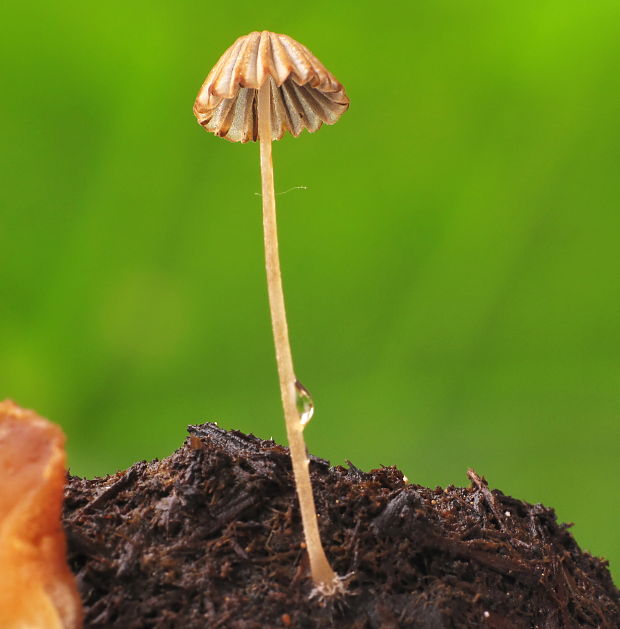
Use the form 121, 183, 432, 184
194, 31, 349, 143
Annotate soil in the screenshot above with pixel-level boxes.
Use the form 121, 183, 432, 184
62, 423, 619, 628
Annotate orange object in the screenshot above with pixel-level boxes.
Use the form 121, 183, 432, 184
0, 400, 83, 629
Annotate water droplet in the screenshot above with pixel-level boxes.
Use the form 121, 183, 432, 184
295, 380, 314, 428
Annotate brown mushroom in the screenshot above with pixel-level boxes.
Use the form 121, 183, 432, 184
194, 31, 349, 596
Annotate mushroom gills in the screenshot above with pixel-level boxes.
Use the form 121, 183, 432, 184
202, 77, 347, 143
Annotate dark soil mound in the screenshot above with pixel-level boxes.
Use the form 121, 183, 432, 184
62, 423, 619, 628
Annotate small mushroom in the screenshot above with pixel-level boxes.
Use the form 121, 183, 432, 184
194, 31, 349, 596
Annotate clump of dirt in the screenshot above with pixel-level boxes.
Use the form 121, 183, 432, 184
63, 423, 619, 628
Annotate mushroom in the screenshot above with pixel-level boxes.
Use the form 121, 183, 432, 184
194, 31, 349, 596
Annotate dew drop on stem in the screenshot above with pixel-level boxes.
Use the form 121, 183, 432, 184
295, 380, 314, 428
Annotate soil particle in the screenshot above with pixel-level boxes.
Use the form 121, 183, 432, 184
63, 423, 619, 628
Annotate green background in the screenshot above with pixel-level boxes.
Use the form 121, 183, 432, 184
1, 1, 618, 583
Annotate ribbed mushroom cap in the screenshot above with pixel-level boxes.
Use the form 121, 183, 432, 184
194, 31, 349, 143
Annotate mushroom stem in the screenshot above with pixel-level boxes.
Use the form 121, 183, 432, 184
258, 80, 338, 593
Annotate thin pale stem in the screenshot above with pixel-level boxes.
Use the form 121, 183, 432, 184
257, 79, 338, 593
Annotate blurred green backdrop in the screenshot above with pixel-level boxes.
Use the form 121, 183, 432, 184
1, 1, 618, 582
